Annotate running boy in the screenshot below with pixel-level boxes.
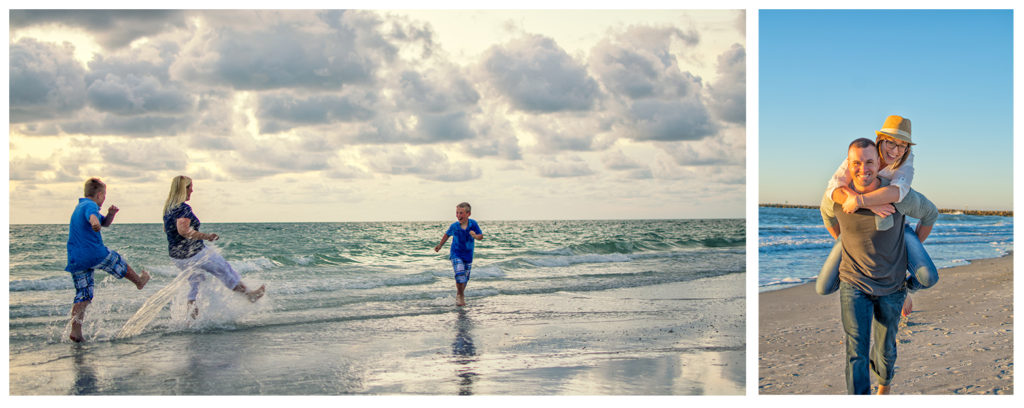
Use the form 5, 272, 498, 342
434, 202, 483, 306
65, 178, 150, 342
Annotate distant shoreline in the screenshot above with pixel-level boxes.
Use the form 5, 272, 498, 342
760, 203, 1012, 217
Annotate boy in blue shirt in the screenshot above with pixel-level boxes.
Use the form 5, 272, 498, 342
66, 178, 150, 342
434, 202, 483, 306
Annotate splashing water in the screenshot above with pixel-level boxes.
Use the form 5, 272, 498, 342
114, 248, 220, 339
115, 269, 191, 339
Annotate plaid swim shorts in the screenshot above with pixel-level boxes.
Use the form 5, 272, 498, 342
70, 250, 128, 303
452, 257, 472, 284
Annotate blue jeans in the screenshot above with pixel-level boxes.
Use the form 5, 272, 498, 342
840, 281, 907, 394
816, 224, 938, 295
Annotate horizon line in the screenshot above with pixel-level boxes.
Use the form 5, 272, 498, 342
8, 216, 745, 226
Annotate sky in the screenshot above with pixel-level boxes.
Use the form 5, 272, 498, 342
759, 10, 1013, 211
7, 9, 746, 224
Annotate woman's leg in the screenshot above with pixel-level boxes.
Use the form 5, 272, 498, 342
816, 237, 843, 295
904, 224, 938, 290
197, 249, 265, 302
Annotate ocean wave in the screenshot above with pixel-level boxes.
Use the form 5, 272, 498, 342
758, 236, 835, 252
522, 253, 633, 267
9, 276, 72, 292
230, 257, 280, 273
759, 276, 815, 287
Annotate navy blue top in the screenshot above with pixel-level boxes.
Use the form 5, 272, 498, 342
163, 203, 205, 259
446, 219, 482, 263
66, 198, 109, 272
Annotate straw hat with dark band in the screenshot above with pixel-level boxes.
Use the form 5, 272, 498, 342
875, 115, 914, 145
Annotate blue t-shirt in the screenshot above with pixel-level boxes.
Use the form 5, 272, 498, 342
66, 198, 109, 272
446, 219, 482, 263
163, 203, 205, 259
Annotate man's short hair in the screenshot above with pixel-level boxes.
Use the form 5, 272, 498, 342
848, 137, 876, 151
457, 202, 472, 213
84, 178, 105, 197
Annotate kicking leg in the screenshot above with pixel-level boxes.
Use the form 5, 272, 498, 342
124, 264, 150, 290
232, 283, 266, 302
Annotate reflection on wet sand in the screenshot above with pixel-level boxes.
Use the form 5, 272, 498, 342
71, 345, 98, 395
451, 308, 478, 395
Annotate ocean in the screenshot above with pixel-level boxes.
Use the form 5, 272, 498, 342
8, 219, 745, 395
759, 206, 1013, 291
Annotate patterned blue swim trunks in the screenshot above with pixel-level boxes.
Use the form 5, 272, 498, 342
70, 250, 128, 303
451, 258, 472, 284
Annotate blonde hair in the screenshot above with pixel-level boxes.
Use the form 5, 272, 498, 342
83, 178, 105, 197
457, 202, 472, 213
163, 175, 192, 215
875, 134, 911, 170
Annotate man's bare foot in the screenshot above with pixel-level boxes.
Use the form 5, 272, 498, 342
456, 294, 466, 307
901, 295, 913, 317
246, 285, 266, 302
135, 269, 151, 290
877, 385, 891, 395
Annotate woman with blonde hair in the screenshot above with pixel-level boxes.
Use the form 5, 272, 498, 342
163, 175, 264, 318
816, 115, 938, 318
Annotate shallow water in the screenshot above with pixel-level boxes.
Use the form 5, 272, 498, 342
9, 219, 744, 395
759, 207, 1013, 291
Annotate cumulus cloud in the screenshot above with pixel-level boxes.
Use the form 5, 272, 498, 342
257, 91, 377, 133
482, 34, 601, 113
362, 146, 481, 182
86, 73, 193, 115
396, 69, 480, 114
323, 158, 370, 179
171, 11, 393, 91
9, 38, 87, 123
625, 168, 654, 179
10, 10, 189, 49
602, 149, 644, 170
9, 156, 55, 181
588, 25, 719, 143
461, 117, 523, 160
708, 44, 746, 125
623, 98, 717, 142
220, 134, 339, 179
521, 114, 614, 153
8, 10, 742, 196
535, 155, 594, 178
589, 26, 701, 100
97, 139, 189, 172
60, 113, 193, 137
659, 137, 744, 166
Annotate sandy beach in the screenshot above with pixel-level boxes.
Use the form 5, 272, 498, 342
759, 254, 1013, 395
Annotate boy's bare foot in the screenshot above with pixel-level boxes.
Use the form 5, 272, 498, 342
456, 294, 466, 307
135, 269, 151, 290
246, 285, 266, 302
70, 322, 84, 343
877, 385, 891, 395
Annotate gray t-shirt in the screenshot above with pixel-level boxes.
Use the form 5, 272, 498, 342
834, 203, 907, 296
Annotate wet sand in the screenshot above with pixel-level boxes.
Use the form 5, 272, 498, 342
9, 272, 744, 395
759, 254, 1013, 394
